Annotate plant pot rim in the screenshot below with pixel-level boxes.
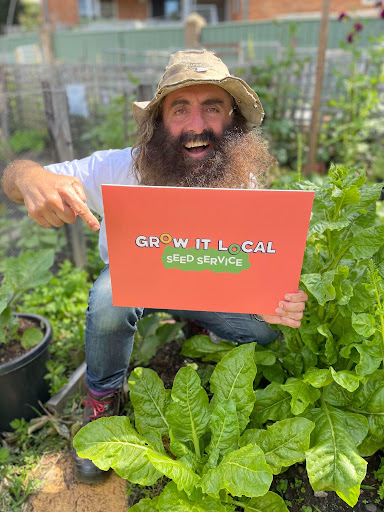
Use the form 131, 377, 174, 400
0, 313, 52, 376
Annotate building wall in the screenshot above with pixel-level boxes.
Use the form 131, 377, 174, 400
117, 0, 148, 19
46, 0, 79, 26
231, 0, 378, 21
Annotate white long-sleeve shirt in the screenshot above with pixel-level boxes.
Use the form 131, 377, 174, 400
45, 148, 138, 263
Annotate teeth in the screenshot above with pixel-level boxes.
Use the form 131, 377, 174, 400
184, 141, 209, 149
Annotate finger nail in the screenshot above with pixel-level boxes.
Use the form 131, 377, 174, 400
275, 308, 283, 315
285, 295, 291, 301
279, 301, 284, 309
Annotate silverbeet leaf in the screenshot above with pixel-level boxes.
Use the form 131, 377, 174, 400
239, 417, 315, 474
146, 450, 200, 494
306, 404, 368, 507
210, 344, 257, 433
243, 492, 289, 512
156, 482, 232, 511
128, 367, 170, 436
73, 416, 161, 485
200, 444, 273, 498
251, 382, 292, 424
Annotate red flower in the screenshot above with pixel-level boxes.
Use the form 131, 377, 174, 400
347, 33, 354, 43
338, 12, 348, 21
381, 8, 384, 18
354, 22, 363, 31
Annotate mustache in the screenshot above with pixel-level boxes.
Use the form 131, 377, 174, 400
178, 129, 220, 146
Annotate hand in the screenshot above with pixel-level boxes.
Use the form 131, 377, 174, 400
18, 166, 100, 231
258, 290, 308, 328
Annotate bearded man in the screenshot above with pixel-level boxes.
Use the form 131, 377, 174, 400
2, 50, 308, 484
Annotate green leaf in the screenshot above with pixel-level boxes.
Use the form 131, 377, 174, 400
20, 327, 43, 349
4, 249, 54, 293
317, 324, 337, 365
251, 382, 292, 424
130, 497, 159, 512
73, 416, 161, 485
330, 368, 362, 392
137, 314, 162, 339
239, 417, 314, 474
306, 404, 368, 507
165, 366, 209, 449
351, 374, 384, 438
323, 382, 353, 407
181, 335, 235, 363
243, 492, 289, 512
156, 482, 231, 512
146, 450, 200, 494
156, 321, 184, 344
281, 378, 321, 415
0, 284, 13, 315
210, 344, 257, 432
351, 313, 376, 337
253, 349, 276, 366
206, 399, 240, 456
307, 219, 349, 237
300, 271, 336, 306
128, 367, 170, 436
303, 368, 333, 388
349, 225, 384, 260
200, 444, 273, 498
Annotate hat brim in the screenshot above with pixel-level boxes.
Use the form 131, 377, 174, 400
132, 76, 264, 127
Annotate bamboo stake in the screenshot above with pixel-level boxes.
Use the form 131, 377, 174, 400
307, 0, 331, 174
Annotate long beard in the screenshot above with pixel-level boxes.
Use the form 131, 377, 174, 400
137, 116, 275, 189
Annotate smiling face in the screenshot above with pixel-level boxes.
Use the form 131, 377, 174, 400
162, 84, 234, 160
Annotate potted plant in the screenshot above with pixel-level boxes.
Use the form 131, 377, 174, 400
0, 249, 54, 430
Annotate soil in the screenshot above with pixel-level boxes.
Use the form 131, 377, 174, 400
0, 316, 43, 365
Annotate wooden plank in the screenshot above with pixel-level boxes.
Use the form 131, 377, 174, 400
46, 362, 86, 413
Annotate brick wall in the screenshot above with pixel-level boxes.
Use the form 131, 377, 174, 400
47, 0, 78, 26
117, 0, 148, 19
231, 0, 378, 21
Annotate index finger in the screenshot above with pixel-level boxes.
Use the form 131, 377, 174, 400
284, 290, 308, 302
65, 194, 100, 231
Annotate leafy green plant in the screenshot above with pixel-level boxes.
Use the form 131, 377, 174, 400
74, 343, 307, 511
20, 260, 91, 394
82, 91, 138, 150
132, 314, 184, 366
9, 129, 47, 154
319, 34, 384, 176
0, 249, 54, 348
74, 165, 384, 509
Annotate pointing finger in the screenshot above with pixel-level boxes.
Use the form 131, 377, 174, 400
65, 194, 100, 231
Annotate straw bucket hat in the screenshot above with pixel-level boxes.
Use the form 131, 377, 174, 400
132, 49, 264, 127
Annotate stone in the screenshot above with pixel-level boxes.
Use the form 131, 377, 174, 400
314, 491, 328, 498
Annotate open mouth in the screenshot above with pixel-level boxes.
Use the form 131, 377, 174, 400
183, 140, 212, 158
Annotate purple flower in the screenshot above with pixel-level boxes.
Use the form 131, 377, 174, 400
375, 1, 382, 7
347, 33, 354, 43
338, 12, 348, 21
354, 22, 363, 31
381, 8, 384, 18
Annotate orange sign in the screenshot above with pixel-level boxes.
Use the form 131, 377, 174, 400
102, 186, 314, 315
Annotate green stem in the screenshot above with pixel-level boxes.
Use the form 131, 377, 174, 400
296, 132, 302, 182
227, 498, 246, 509
369, 260, 384, 369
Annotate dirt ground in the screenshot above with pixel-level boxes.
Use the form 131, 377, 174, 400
26, 454, 127, 512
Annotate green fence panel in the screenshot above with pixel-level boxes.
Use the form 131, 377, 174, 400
0, 32, 40, 63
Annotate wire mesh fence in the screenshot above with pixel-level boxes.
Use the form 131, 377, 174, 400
0, 48, 382, 267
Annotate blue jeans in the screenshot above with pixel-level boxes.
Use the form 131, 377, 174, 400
85, 265, 280, 392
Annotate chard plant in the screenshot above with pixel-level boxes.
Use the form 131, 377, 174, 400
74, 165, 384, 509
0, 249, 54, 348
74, 343, 307, 511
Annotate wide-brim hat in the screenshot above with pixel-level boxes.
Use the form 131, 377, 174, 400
132, 49, 264, 127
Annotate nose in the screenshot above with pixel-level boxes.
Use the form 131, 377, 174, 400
185, 107, 205, 134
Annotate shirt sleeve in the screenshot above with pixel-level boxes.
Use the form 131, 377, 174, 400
44, 147, 137, 217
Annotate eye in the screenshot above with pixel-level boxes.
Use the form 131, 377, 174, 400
206, 106, 220, 113
174, 108, 188, 116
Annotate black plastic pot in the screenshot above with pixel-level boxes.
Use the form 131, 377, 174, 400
0, 313, 52, 431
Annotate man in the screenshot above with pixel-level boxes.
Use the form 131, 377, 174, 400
2, 50, 308, 483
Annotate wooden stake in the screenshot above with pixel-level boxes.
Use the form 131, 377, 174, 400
307, 0, 331, 174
